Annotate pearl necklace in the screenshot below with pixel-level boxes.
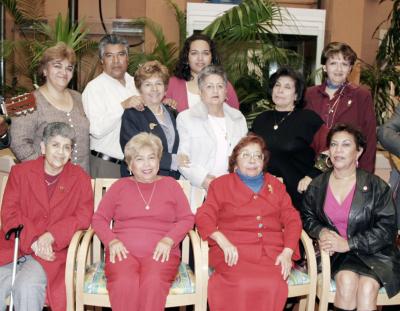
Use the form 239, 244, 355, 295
134, 180, 157, 210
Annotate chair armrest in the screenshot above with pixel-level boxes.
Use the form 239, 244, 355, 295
65, 230, 86, 311
300, 229, 318, 285
75, 228, 96, 304
319, 241, 332, 294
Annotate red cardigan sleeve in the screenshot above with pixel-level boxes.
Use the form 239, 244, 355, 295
274, 180, 302, 257
48, 172, 94, 251
195, 180, 220, 241
1, 167, 42, 254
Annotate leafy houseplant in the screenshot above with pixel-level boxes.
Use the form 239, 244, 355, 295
360, 0, 400, 125
1, 0, 97, 95
202, 0, 301, 124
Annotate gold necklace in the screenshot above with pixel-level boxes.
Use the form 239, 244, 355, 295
326, 83, 348, 129
44, 176, 60, 186
273, 110, 294, 130
134, 180, 157, 210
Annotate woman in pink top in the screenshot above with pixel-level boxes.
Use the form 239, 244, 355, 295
92, 132, 194, 311
166, 33, 240, 112
301, 123, 400, 311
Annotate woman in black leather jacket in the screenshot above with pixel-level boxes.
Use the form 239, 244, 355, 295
301, 123, 400, 311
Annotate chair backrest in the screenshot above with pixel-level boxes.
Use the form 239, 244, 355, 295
94, 178, 118, 211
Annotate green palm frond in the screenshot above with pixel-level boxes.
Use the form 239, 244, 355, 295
33, 13, 96, 54
166, 0, 186, 50
1, 0, 27, 25
203, 0, 281, 42
128, 17, 178, 73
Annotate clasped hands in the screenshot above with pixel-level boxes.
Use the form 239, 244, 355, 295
108, 237, 174, 264
31, 232, 55, 261
319, 228, 350, 255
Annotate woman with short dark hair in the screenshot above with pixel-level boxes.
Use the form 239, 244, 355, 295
252, 66, 328, 209
305, 41, 376, 173
301, 123, 400, 311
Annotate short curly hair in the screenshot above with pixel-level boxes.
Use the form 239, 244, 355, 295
228, 134, 270, 173
38, 42, 76, 83
268, 66, 305, 109
134, 60, 170, 90
321, 42, 357, 66
326, 123, 366, 151
124, 132, 163, 165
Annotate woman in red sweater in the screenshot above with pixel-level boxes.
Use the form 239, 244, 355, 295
196, 134, 302, 311
92, 132, 194, 311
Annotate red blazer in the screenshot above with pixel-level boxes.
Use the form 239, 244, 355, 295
196, 173, 302, 268
0, 157, 94, 311
165, 76, 240, 112
305, 82, 377, 173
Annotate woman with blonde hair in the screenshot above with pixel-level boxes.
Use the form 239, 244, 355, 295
92, 132, 194, 311
10, 42, 90, 172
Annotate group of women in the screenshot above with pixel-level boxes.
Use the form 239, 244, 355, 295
0, 33, 399, 311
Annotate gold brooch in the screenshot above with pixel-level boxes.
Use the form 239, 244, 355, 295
149, 123, 157, 130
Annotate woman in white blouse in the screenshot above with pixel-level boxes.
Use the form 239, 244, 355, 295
177, 65, 248, 192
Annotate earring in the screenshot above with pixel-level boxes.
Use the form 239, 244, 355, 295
356, 160, 359, 168
129, 170, 132, 176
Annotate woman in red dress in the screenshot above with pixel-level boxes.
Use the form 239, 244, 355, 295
196, 134, 302, 311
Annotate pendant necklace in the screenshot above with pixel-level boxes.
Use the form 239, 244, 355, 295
273, 110, 294, 130
135, 180, 157, 210
44, 177, 59, 186
326, 83, 348, 129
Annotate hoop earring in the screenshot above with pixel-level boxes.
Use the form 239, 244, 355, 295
325, 156, 332, 168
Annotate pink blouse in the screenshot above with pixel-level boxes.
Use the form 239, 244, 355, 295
324, 183, 355, 238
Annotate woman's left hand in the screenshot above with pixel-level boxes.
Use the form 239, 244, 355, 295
319, 231, 350, 253
153, 237, 174, 262
275, 247, 293, 280
297, 176, 312, 193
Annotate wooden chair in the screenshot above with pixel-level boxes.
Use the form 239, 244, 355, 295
200, 229, 317, 311
201, 230, 317, 311
75, 178, 207, 311
317, 247, 400, 311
